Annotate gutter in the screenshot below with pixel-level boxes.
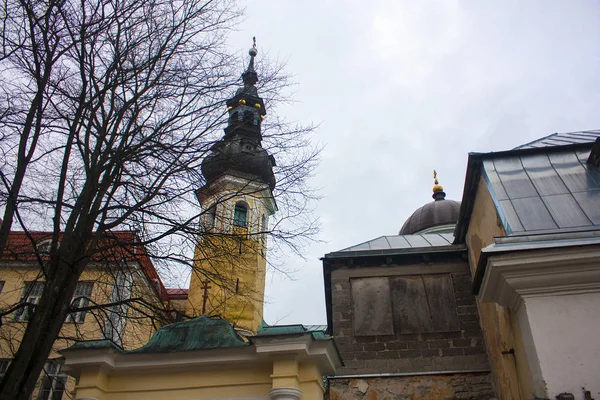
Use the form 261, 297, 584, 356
327, 368, 491, 380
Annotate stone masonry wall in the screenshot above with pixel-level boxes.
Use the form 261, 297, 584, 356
327, 373, 496, 400
331, 266, 491, 375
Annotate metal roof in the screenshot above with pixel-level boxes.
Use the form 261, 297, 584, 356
483, 147, 600, 234
326, 233, 457, 258
514, 130, 600, 150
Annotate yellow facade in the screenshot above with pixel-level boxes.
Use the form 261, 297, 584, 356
188, 177, 274, 333
71, 359, 324, 400
465, 176, 530, 400
0, 260, 166, 399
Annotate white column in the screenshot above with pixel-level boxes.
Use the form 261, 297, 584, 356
269, 387, 302, 400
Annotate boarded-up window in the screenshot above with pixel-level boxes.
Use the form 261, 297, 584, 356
391, 275, 459, 334
351, 277, 394, 336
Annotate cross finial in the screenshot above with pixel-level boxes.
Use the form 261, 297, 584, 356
253, 36, 257, 49
432, 169, 444, 196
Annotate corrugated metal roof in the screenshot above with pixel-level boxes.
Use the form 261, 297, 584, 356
333, 233, 455, 253
483, 148, 600, 234
514, 130, 600, 150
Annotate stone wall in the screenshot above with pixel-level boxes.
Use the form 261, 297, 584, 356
331, 264, 490, 375
327, 373, 496, 400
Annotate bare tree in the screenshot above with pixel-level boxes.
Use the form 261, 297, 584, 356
0, 0, 320, 398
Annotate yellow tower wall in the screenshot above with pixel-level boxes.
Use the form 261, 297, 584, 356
188, 176, 274, 333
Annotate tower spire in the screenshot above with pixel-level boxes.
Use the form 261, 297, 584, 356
242, 37, 258, 87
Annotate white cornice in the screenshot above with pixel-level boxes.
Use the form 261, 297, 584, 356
197, 174, 277, 215
61, 333, 340, 377
479, 245, 600, 309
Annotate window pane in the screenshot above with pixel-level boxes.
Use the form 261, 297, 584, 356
233, 205, 247, 226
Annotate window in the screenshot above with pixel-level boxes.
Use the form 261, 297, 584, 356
0, 359, 10, 382
0, 281, 5, 294
14, 282, 44, 322
103, 271, 132, 344
204, 205, 216, 228
65, 282, 93, 323
233, 202, 248, 227
37, 361, 66, 400
260, 214, 267, 239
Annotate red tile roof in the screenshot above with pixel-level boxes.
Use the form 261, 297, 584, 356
1, 230, 169, 301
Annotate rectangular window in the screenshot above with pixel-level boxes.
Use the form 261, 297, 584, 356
103, 271, 132, 344
65, 282, 94, 323
14, 282, 44, 322
0, 359, 10, 382
233, 204, 248, 227
37, 361, 66, 400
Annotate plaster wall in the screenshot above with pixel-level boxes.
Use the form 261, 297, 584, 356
465, 177, 522, 400
73, 361, 325, 400
189, 184, 270, 333
0, 264, 163, 399
521, 293, 600, 398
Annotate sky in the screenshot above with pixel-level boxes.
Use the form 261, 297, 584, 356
226, 0, 600, 325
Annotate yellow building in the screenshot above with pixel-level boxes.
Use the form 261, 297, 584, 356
0, 230, 171, 399
60, 44, 341, 400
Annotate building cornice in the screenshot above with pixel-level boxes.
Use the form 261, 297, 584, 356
61, 333, 341, 378
478, 245, 600, 309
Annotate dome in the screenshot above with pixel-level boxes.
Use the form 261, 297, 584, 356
399, 191, 461, 235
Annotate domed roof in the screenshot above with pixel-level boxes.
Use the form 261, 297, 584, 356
399, 194, 461, 235
201, 139, 275, 190
400, 171, 461, 235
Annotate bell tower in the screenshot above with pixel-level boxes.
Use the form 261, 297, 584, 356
187, 39, 277, 334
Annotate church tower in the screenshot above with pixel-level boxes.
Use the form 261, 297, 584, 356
187, 41, 277, 334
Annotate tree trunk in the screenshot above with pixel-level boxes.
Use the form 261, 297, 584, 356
0, 258, 82, 400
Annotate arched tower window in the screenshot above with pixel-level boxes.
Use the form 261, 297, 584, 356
233, 202, 248, 227
205, 205, 216, 228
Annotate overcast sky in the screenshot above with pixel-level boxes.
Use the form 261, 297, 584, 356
226, 0, 600, 325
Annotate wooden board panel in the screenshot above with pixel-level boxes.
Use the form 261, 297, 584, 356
424, 275, 460, 332
351, 277, 394, 336
390, 276, 433, 334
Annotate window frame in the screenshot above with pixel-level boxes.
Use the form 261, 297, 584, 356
65, 282, 94, 324
233, 201, 248, 227
13, 282, 44, 322
37, 360, 66, 400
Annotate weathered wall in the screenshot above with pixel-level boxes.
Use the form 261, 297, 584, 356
72, 360, 325, 400
188, 184, 269, 333
465, 176, 523, 400
331, 263, 489, 375
328, 373, 496, 400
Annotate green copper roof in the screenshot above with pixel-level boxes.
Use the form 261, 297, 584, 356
132, 315, 248, 353
256, 323, 331, 341
68, 316, 248, 354
68, 339, 123, 351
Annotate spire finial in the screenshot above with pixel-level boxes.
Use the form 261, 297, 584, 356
432, 169, 446, 200
243, 36, 258, 86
